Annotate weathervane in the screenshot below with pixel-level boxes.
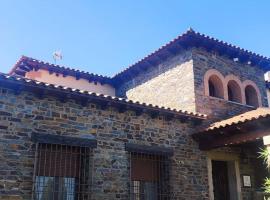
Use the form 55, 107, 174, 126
53, 50, 63, 64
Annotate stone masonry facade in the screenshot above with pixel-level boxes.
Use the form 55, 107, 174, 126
113, 46, 269, 199
0, 88, 209, 200
192, 48, 268, 120
116, 50, 197, 113
1, 31, 270, 200
117, 47, 268, 121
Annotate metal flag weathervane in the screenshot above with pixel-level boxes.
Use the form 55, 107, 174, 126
53, 50, 63, 64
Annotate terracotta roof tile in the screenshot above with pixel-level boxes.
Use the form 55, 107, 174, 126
206, 108, 270, 131
113, 28, 270, 83
9, 56, 112, 84
0, 73, 207, 119
10, 29, 270, 86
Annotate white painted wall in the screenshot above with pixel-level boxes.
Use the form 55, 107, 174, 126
267, 90, 270, 107
25, 69, 115, 96
264, 72, 270, 107
264, 72, 270, 82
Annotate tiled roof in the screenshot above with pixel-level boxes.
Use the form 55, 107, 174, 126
205, 107, 270, 132
10, 56, 112, 85
112, 28, 270, 83
193, 107, 270, 150
0, 73, 206, 120
10, 29, 270, 86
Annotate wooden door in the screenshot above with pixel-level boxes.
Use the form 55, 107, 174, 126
212, 160, 230, 200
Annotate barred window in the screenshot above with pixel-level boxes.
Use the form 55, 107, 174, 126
126, 144, 172, 200
31, 133, 96, 200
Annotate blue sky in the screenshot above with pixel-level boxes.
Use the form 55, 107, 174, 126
0, 1, 270, 76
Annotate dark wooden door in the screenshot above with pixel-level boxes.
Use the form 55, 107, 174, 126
212, 160, 230, 200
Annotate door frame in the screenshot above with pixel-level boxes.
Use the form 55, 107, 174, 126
207, 152, 242, 200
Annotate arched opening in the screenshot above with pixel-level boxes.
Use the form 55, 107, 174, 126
227, 80, 242, 103
245, 85, 259, 107
208, 75, 224, 98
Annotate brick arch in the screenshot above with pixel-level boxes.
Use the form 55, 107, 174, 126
242, 80, 262, 107
224, 75, 244, 103
204, 69, 225, 98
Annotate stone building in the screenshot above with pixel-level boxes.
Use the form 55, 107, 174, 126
1, 29, 270, 200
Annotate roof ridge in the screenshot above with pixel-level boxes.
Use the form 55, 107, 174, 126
10, 55, 112, 79
192, 30, 270, 60
9, 29, 270, 84
112, 28, 194, 78
112, 28, 270, 80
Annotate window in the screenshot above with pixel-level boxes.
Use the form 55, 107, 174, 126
227, 80, 242, 103
209, 80, 216, 97
245, 85, 259, 107
33, 143, 93, 200
208, 75, 224, 98
129, 152, 170, 200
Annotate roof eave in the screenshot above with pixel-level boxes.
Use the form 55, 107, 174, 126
112, 29, 270, 85
10, 56, 113, 85
0, 73, 207, 121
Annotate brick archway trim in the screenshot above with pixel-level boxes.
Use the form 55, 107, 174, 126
204, 69, 225, 97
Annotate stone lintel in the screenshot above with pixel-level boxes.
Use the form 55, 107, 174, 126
31, 132, 97, 148
125, 143, 174, 156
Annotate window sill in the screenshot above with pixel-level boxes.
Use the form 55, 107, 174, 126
207, 96, 255, 108
227, 100, 255, 108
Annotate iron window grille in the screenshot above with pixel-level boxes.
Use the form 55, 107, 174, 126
32, 143, 94, 200
129, 152, 171, 200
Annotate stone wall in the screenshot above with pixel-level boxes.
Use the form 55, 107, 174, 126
192, 48, 268, 120
116, 50, 197, 113
196, 96, 253, 122
0, 87, 209, 200
116, 47, 268, 121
